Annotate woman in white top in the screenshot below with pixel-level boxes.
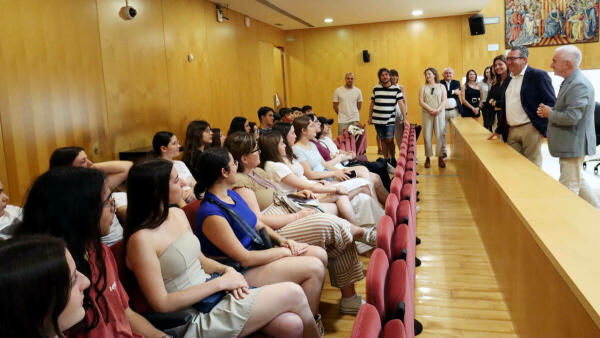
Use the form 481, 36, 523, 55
153, 131, 197, 206
0, 180, 21, 240
269, 123, 384, 228
292, 115, 387, 204
419, 67, 447, 169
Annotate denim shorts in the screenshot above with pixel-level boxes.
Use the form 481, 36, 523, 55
374, 123, 395, 139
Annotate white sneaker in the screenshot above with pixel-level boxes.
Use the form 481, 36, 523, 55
416, 205, 421, 214
339, 294, 365, 315
315, 314, 325, 337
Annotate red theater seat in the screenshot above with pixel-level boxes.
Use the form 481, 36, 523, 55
366, 248, 389, 321
391, 177, 403, 199
385, 194, 399, 225
350, 303, 382, 338
377, 215, 394, 261
182, 199, 202, 228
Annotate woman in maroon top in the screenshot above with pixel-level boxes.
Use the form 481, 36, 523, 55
16, 167, 167, 338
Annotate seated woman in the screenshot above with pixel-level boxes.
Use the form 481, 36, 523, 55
228, 116, 251, 135
225, 131, 372, 314
15, 167, 167, 338
0, 235, 90, 337
49, 146, 129, 246
182, 120, 213, 173
211, 128, 226, 147
293, 115, 388, 205
315, 116, 391, 192
125, 159, 319, 338
273, 121, 385, 227
153, 131, 196, 205
0, 179, 22, 240
192, 147, 327, 333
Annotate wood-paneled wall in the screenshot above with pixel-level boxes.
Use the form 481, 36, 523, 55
286, 0, 600, 143
0, 0, 285, 203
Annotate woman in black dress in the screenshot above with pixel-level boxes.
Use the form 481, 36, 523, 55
460, 69, 482, 118
486, 55, 511, 142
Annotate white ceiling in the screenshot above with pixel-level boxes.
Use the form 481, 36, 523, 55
209, 0, 491, 30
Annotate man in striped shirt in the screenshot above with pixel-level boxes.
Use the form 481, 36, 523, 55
369, 67, 406, 166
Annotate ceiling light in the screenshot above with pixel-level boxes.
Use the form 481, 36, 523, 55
324, 18, 333, 23
412, 10, 423, 16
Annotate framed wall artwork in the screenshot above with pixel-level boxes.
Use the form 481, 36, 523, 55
505, 0, 599, 48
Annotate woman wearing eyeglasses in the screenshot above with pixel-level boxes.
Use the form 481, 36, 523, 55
15, 167, 167, 338
419, 67, 447, 168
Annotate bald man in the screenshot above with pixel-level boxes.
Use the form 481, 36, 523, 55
537, 45, 600, 209
333, 72, 363, 135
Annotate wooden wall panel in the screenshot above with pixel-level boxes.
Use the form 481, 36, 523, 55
273, 47, 286, 108
162, 0, 212, 138
285, 17, 465, 142
259, 41, 276, 109
97, 0, 171, 153
0, 0, 108, 203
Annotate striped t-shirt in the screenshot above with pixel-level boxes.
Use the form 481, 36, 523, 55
371, 84, 403, 125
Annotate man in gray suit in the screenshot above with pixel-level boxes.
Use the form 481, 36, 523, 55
537, 45, 600, 209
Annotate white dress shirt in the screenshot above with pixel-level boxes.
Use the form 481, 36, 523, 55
505, 65, 531, 126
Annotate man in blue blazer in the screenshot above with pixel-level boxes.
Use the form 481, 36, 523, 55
504, 45, 556, 167
537, 45, 600, 209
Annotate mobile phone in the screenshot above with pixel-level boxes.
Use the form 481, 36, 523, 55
347, 170, 357, 178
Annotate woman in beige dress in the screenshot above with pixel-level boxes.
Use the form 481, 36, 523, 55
419, 67, 447, 168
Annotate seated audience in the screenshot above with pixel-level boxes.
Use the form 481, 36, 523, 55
0, 180, 22, 240
124, 159, 319, 337
211, 127, 225, 147
293, 115, 388, 205
279, 108, 294, 123
248, 122, 260, 140
15, 167, 167, 337
49, 146, 132, 246
271, 122, 384, 227
225, 131, 371, 314
314, 116, 391, 192
228, 116, 251, 135
0, 235, 91, 337
291, 107, 303, 118
182, 120, 213, 174
258, 106, 275, 134
192, 147, 327, 333
302, 105, 313, 115
153, 131, 196, 205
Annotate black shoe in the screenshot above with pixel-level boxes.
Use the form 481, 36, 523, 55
442, 152, 448, 159
415, 319, 424, 335
390, 158, 397, 167
416, 236, 421, 245
415, 257, 421, 267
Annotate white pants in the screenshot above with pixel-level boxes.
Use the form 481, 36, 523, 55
422, 110, 446, 158
559, 156, 600, 209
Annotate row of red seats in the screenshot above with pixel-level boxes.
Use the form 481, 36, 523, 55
351, 125, 422, 338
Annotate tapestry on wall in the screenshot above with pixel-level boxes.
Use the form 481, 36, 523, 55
505, 0, 599, 48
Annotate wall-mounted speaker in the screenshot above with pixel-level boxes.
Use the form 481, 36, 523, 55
362, 50, 370, 63
468, 14, 485, 36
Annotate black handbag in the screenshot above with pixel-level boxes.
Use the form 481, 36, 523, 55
192, 273, 226, 313
205, 196, 274, 251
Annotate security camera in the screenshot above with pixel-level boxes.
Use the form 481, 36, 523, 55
120, 5, 137, 20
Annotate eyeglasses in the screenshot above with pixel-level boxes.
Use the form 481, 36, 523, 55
232, 159, 238, 167
506, 56, 524, 62
251, 148, 261, 154
102, 193, 116, 213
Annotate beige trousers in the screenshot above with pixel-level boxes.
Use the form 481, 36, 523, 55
262, 205, 364, 288
559, 156, 600, 209
422, 110, 446, 158
507, 123, 544, 167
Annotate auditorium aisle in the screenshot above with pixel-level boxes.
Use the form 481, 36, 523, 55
320, 146, 516, 337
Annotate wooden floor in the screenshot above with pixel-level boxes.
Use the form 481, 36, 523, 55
320, 146, 516, 337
